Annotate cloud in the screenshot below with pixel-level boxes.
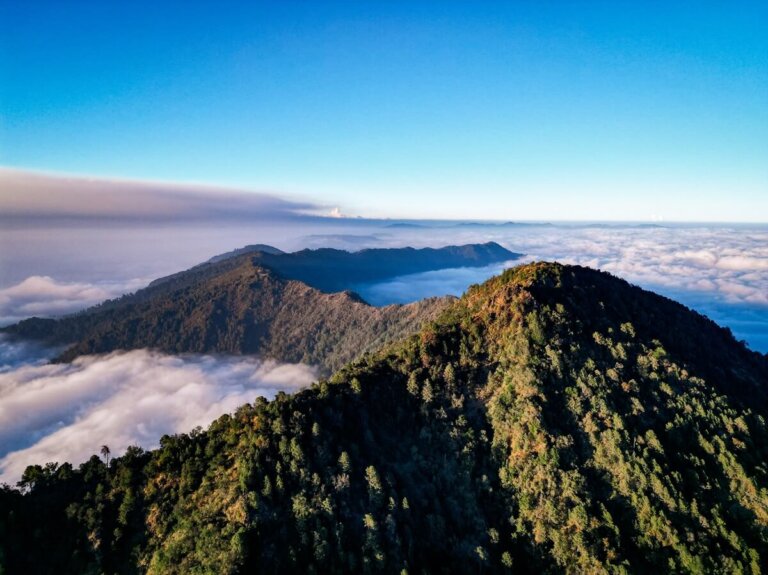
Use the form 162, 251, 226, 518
416, 224, 767, 306
716, 255, 768, 272
4, 220, 764, 350
0, 276, 147, 325
354, 260, 520, 305
0, 168, 325, 225
0, 335, 61, 373
0, 348, 317, 485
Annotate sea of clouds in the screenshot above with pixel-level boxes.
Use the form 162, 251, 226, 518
5, 223, 766, 345
0, 342, 316, 485
0, 275, 149, 326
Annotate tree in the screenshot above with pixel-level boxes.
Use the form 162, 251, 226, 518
101, 445, 111, 467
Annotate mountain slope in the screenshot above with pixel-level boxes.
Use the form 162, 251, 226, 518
2, 263, 767, 574
6, 258, 450, 374
245, 241, 519, 292
2, 242, 518, 369
144, 240, 519, 297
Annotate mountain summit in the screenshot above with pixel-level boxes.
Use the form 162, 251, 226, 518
2, 263, 767, 573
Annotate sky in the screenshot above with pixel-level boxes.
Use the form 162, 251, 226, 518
2, 1, 767, 221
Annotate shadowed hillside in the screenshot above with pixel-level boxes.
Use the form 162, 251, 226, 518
4, 259, 450, 375
245, 241, 520, 292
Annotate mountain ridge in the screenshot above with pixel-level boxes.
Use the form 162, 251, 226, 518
245, 241, 519, 292
144, 241, 519, 295
5, 259, 452, 374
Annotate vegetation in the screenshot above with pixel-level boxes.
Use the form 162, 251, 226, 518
2, 262, 767, 574
3, 261, 450, 375
244, 241, 519, 292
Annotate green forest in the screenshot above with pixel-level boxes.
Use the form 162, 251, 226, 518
2, 263, 767, 574
4, 260, 449, 376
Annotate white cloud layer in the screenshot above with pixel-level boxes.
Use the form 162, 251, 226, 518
0, 276, 147, 325
2, 222, 766, 349
0, 348, 316, 485
355, 260, 520, 305
0, 335, 63, 373
507, 226, 768, 308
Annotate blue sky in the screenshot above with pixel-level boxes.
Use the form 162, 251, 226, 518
1, 1, 767, 221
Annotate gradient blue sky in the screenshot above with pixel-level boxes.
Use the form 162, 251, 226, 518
1, 1, 767, 221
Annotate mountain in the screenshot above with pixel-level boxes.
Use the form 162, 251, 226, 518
452, 221, 553, 229
2, 262, 767, 574
205, 244, 286, 264
2, 242, 518, 370
4, 258, 450, 374
383, 222, 427, 229
244, 241, 519, 292
142, 244, 287, 293
147, 241, 519, 294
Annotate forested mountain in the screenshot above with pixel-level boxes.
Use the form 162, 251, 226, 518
244, 241, 519, 292
2, 242, 517, 370
3, 258, 450, 374
3, 262, 767, 574
146, 241, 519, 297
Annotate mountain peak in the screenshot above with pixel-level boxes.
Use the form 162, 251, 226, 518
455, 262, 768, 410
205, 244, 285, 264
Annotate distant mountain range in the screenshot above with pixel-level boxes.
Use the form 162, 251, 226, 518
2, 242, 520, 373
142, 240, 519, 296
4, 263, 767, 573
205, 244, 286, 263
226, 241, 519, 292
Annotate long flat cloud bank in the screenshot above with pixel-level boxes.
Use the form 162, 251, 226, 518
0, 347, 317, 485
0, 168, 325, 224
